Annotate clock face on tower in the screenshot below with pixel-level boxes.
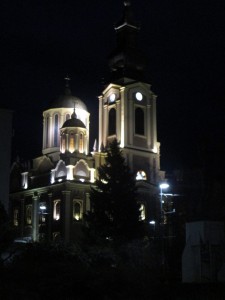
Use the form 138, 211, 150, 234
135, 92, 143, 101
109, 93, 116, 102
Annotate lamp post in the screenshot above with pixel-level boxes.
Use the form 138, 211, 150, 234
39, 203, 48, 240
149, 220, 156, 238
159, 183, 169, 278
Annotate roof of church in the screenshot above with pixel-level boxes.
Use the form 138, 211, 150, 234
61, 111, 86, 129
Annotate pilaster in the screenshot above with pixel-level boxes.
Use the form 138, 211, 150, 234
62, 190, 71, 243
32, 194, 39, 242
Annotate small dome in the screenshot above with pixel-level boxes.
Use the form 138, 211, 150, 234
62, 117, 86, 129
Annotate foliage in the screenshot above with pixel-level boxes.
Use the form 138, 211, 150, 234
0, 202, 15, 265
0, 240, 162, 299
85, 139, 145, 245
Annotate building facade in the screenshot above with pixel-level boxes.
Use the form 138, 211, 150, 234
9, 1, 164, 243
0, 108, 13, 212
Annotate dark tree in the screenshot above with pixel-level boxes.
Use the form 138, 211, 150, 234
0, 202, 15, 266
86, 139, 144, 244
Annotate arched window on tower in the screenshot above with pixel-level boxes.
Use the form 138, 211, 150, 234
79, 133, 84, 153
54, 114, 59, 147
69, 132, 75, 153
108, 108, 116, 136
66, 113, 70, 120
135, 107, 144, 135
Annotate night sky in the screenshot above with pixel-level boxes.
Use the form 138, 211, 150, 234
1, 0, 225, 172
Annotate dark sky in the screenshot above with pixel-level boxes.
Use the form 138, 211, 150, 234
1, 0, 225, 172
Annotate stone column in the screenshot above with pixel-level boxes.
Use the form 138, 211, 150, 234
32, 193, 39, 242
20, 198, 25, 237
147, 104, 151, 148
62, 190, 71, 243
120, 87, 125, 147
66, 133, 69, 151
48, 192, 53, 242
98, 96, 103, 151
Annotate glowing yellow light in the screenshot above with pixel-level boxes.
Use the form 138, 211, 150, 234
74, 214, 80, 221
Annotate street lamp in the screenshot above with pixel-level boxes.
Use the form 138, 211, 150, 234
159, 183, 169, 218
39, 203, 48, 240
149, 220, 156, 238
159, 182, 169, 277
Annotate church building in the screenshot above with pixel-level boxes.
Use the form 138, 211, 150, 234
9, 1, 165, 243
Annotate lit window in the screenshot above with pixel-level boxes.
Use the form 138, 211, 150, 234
39, 202, 47, 223
13, 208, 19, 226
136, 170, 147, 181
69, 132, 75, 152
26, 205, 32, 225
53, 200, 61, 220
139, 204, 146, 221
73, 200, 82, 221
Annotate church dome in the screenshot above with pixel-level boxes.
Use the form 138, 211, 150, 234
50, 78, 88, 111
62, 117, 86, 129
52, 94, 87, 111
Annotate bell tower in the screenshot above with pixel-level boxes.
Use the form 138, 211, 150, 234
98, 1, 164, 184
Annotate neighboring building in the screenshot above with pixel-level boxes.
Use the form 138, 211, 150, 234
0, 108, 13, 212
9, 2, 165, 242
182, 221, 225, 282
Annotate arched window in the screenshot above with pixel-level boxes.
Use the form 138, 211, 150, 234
108, 108, 116, 136
54, 114, 59, 147
53, 200, 61, 220
79, 133, 84, 153
73, 200, 82, 221
69, 132, 75, 152
26, 205, 32, 225
61, 134, 66, 153
66, 113, 70, 120
13, 208, 19, 226
139, 204, 146, 221
135, 107, 144, 135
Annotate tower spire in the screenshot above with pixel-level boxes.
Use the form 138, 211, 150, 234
64, 75, 72, 95
71, 101, 77, 119
108, 1, 145, 83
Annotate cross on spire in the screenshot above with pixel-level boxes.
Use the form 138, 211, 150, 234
64, 75, 72, 95
64, 74, 71, 87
